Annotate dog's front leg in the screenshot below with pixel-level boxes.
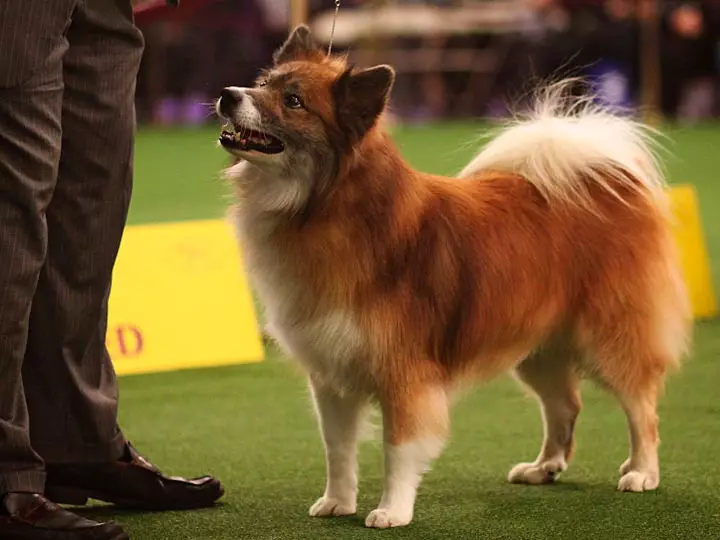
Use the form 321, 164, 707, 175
366, 384, 449, 529
308, 377, 367, 518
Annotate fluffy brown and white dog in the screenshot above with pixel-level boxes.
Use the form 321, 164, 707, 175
215, 25, 692, 529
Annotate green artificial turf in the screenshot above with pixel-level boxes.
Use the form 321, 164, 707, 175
104, 122, 720, 539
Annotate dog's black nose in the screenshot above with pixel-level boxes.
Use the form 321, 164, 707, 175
219, 87, 243, 117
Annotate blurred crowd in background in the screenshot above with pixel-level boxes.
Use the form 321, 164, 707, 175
132, 0, 720, 125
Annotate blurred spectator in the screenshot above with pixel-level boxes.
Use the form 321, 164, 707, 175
136, 0, 283, 125
660, 1, 720, 120
494, 0, 639, 111
391, 0, 455, 121
132, 0, 720, 125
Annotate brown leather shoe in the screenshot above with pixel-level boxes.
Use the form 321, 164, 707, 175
44, 442, 224, 511
0, 492, 128, 539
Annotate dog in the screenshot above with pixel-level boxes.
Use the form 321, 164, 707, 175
215, 25, 692, 529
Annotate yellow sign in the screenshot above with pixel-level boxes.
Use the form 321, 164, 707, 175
669, 184, 718, 319
107, 219, 264, 376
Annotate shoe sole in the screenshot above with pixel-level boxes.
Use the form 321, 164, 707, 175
3, 521, 129, 540
45, 484, 224, 511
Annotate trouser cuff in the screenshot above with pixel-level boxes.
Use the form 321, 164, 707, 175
0, 470, 46, 496
39, 430, 126, 465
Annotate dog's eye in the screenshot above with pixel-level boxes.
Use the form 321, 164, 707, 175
258, 80, 267, 88
284, 94, 303, 109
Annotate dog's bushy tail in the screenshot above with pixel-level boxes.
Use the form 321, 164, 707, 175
459, 79, 669, 213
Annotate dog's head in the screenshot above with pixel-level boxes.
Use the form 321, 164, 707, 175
216, 25, 395, 199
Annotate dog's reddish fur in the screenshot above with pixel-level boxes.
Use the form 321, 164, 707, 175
221, 25, 692, 526
251, 126, 681, 433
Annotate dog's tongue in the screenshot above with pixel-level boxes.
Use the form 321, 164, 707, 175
220, 125, 284, 154
236, 130, 270, 146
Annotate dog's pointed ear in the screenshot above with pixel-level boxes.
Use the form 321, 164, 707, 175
333, 64, 395, 143
273, 24, 322, 65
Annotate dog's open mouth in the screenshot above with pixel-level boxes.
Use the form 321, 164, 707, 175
219, 125, 285, 154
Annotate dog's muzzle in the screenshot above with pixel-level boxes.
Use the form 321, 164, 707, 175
218, 87, 244, 118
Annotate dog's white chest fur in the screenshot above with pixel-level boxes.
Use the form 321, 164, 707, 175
267, 310, 367, 381
229, 163, 369, 388
252, 260, 368, 387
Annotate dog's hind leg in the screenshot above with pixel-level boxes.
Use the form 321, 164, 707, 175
508, 343, 582, 485
308, 377, 369, 518
365, 383, 449, 529
577, 265, 689, 493
584, 321, 676, 492
587, 344, 666, 492
614, 383, 662, 492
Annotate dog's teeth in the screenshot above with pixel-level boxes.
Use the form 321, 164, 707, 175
225, 128, 275, 149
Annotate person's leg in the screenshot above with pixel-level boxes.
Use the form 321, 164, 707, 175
21, 0, 143, 465
0, 0, 76, 496
18, 0, 224, 510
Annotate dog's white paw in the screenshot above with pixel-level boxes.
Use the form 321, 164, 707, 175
508, 458, 567, 484
309, 496, 356, 517
364, 508, 412, 529
617, 470, 659, 492
619, 458, 632, 476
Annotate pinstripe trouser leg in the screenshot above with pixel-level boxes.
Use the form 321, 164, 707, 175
0, 0, 144, 493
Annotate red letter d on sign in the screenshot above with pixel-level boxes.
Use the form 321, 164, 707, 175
115, 325, 144, 357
